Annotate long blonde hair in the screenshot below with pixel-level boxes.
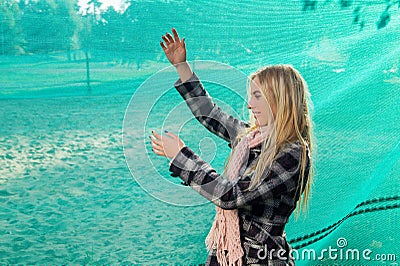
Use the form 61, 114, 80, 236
223, 64, 315, 218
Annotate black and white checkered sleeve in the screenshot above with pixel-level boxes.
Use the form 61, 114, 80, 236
174, 72, 250, 146
169, 142, 305, 210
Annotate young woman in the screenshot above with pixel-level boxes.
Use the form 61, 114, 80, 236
150, 28, 314, 266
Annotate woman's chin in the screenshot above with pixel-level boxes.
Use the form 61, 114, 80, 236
256, 119, 270, 127
255, 119, 265, 126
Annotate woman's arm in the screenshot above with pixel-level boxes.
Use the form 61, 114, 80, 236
174, 70, 250, 145
160, 28, 249, 145
169, 141, 309, 210
175, 61, 193, 84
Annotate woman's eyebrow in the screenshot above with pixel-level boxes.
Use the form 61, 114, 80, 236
252, 90, 262, 94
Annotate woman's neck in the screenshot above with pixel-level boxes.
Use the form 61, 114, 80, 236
256, 123, 275, 140
258, 123, 272, 133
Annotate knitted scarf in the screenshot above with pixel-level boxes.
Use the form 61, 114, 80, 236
205, 125, 270, 266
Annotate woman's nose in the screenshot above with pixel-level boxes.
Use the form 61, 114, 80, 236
247, 98, 253, 109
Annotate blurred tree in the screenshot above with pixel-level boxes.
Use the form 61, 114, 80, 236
78, 0, 101, 91
0, 0, 23, 55
57, 0, 79, 60
21, 0, 58, 53
91, 6, 125, 61
19, 0, 78, 54
123, 1, 159, 70
124, 0, 187, 70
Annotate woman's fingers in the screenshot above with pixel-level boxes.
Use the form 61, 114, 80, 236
150, 135, 162, 146
151, 130, 182, 158
150, 138, 163, 150
165, 32, 174, 43
151, 140, 163, 149
160, 41, 167, 50
172, 28, 180, 42
152, 147, 165, 156
150, 132, 165, 156
152, 130, 163, 140
161, 35, 170, 45
152, 130, 170, 144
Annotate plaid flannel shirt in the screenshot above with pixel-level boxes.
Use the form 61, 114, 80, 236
169, 72, 310, 265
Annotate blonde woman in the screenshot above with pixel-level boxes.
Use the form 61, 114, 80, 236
151, 28, 314, 266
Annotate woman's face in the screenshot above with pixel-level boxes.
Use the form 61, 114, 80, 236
248, 76, 277, 126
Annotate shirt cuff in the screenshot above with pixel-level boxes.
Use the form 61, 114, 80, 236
168, 145, 186, 167
169, 146, 199, 185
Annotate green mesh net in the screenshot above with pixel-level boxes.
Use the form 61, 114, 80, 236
0, 0, 399, 265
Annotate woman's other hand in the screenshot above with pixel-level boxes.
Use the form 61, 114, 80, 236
160, 28, 186, 66
150, 130, 186, 159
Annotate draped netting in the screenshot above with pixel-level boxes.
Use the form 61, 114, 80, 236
0, 0, 399, 265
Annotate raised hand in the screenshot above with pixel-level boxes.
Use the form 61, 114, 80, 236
150, 130, 186, 159
160, 28, 186, 66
